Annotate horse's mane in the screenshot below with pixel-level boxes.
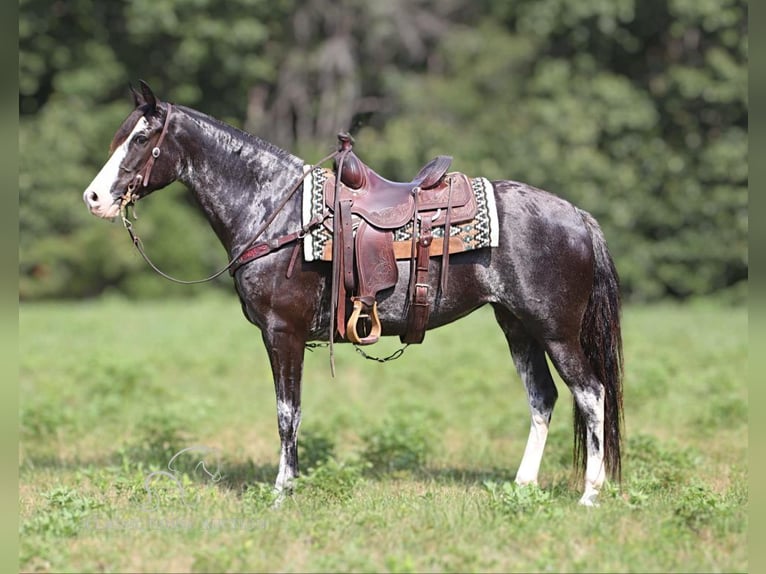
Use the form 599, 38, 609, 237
176, 104, 300, 167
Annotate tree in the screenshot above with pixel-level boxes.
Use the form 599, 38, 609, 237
19, 0, 747, 301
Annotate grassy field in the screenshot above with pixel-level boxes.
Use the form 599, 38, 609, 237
19, 294, 747, 573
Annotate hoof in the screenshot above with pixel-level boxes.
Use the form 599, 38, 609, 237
578, 493, 600, 507
271, 492, 285, 509
272, 484, 293, 509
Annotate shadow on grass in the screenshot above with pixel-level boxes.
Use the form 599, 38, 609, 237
22, 446, 523, 492
410, 466, 517, 485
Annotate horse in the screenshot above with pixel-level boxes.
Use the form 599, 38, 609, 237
82, 81, 623, 506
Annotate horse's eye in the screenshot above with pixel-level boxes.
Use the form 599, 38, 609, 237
133, 134, 148, 145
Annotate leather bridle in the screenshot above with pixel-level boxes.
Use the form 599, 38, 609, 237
122, 103, 174, 208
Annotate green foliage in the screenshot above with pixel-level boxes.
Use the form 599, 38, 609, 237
120, 410, 197, 468
21, 395, 76, 443
296, 458, 367, 503
298, 427, 337, 471
241, 482, 279, 509
19, 0, 747, 302
22, 486, 101, 539
361, 413, 435, 474
624, 433, 700, 491
191, 542, 257, 574
671, 482, 738, 534
663, 472, 747, 538
18, 298, 748, 572
483, 481, 556, 517
384, 554, 418, 574
360, 0, 747, 301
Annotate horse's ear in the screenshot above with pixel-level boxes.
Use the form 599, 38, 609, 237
138, 79, 158, 110
129, 83, 144, 108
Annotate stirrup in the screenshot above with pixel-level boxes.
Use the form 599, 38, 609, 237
347, 299, 381, 345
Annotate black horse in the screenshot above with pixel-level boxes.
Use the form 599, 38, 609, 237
83, 82, 623, 506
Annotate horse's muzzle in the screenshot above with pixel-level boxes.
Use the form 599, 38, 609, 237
83, 189, 121, 219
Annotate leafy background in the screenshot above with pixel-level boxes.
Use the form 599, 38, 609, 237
19, 0, 747, 302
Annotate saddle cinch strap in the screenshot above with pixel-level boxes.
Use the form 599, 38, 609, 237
325, 136, 478, 346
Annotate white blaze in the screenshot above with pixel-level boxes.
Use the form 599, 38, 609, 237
83, 117, 149, 219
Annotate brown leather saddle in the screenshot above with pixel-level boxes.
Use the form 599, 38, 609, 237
326, 133, 477, 346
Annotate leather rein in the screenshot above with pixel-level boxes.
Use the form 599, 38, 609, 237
118, 104, 342, 285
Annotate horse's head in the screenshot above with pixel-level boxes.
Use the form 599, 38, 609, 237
83, 81, 177, 219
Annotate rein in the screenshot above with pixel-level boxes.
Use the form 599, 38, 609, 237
119, 107, 340, 284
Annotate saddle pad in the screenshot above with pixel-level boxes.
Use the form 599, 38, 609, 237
302, 166, 499, 262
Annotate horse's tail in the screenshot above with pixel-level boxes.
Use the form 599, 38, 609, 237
575, 209, 624, 482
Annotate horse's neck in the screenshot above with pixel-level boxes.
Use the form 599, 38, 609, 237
177, 110, 305, 254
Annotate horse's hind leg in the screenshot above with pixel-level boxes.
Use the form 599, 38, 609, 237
544, 338, 605, 506
493, 305, 558, 487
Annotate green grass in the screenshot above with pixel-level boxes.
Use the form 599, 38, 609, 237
19, 295, 747, 572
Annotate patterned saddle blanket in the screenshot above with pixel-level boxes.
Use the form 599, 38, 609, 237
302, 166, 499, 262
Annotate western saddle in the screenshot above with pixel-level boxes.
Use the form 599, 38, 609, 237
327, 133, 476, 346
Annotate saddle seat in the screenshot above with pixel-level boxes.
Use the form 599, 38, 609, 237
330, 134, 453, 229
325, 134, 477, 347
327, 135, 475, 230
342, 153, 453, 193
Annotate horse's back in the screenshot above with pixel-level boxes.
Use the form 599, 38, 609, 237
489, 180, 597, 335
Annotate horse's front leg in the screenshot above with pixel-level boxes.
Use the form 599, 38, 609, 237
261, 328, 306, 497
